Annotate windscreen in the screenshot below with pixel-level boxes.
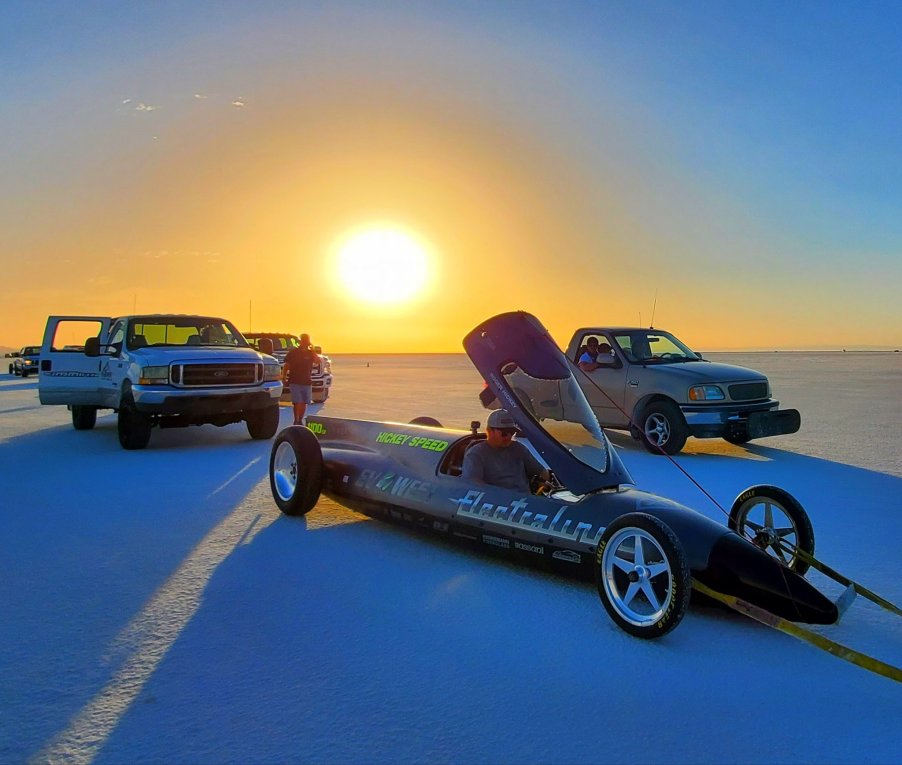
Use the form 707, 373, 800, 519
501, 359, 609, 473
612, 329, 699, 363
127, 318, 247, 349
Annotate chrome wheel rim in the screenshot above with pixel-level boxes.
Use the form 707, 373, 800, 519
273, 440, 298, 502
735, 498, 800, 566
602, 528, 674, 627
644, 413, 670, 446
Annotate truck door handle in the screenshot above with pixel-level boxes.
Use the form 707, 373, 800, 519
628, 381, 639, 387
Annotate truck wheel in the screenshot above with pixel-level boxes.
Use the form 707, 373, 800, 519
72, 405, 97, 431
118, 395, 152, 450
270, 425, 323, 516
639, 401, 687, 455
246, 404, 280, 439
728, 485, 814, 575
595, 513, 690, 638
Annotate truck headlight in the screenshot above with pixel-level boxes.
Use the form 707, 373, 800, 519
263, 362, 282, 382
689, 384, 725, 401
139, 366, 169, 385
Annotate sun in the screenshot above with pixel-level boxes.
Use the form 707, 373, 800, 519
334, 226, 433, 305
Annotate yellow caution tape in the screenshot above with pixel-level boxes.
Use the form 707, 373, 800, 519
692, 580, 902, 685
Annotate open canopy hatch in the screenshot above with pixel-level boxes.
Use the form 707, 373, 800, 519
464, 311, 634, 494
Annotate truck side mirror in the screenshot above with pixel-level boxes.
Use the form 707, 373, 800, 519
258, 337, 274, 355
84, 337, 101, 357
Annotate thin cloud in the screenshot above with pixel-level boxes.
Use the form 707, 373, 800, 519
121, 98, 132, 105
135, 103, 157, 112
193, 93, 207, 99
231, 98, 245, 108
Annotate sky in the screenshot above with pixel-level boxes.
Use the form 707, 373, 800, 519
1, 0, 901, 352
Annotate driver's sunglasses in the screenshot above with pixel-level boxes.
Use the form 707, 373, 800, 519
494, 428, 517, 438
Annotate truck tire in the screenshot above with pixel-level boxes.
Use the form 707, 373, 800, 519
118, 394, 152, 450
639, 401, 688, 455
270, 425, 323, 516
246, 403, 280, 440
72, 405, 97, 431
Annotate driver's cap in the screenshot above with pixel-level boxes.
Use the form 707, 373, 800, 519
486, 409, 517, 430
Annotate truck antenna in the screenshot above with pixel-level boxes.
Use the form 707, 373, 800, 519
650, 289, 658, 328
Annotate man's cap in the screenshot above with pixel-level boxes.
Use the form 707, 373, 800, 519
300, 333, 310, 342
486, 409, 518, 430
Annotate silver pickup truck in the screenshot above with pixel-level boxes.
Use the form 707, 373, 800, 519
483, 325, 800, 456
563, 327, 800, 455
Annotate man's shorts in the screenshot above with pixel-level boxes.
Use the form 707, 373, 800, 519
289, 384, 313, 404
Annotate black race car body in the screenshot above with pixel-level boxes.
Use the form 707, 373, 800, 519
272, 311, 839, 638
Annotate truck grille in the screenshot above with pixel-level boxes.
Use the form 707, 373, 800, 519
172, 363, 261, 387
728, 382, 768, 401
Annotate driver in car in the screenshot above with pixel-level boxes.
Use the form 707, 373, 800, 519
462, 409, 550, 493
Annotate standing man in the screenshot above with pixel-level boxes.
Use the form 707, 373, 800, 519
462, 409, 550, 492
283, 333, 319, 425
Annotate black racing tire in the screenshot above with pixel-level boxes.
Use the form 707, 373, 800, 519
118, 393, 152, 450
595, 513, 691, 639
728, 485, 814, 575
72, 405, 97, 431
7, 364, 12, 375
723, 432, 752, 445
270, 425, 323, 516
21, 370, 29, 378
639, 400, 688, 455
409, 416, 443, 427
246, 404, 281, 440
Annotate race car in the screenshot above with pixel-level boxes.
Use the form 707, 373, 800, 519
267, 311, 851, 640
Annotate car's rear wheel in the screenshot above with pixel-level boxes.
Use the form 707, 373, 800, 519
246, 403, 280, 439
118, 393, 152, 450
595, 513, 691, 638
409, 416, 442, 427
639, 400, 687, 455
270, 425, 323, 516
728, 485, 814, 575
72, 405, 97, 431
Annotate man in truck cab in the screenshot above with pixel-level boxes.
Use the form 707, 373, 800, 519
577, 336, 615, 373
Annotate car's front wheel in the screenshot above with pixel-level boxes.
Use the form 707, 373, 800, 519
728, 485, 814, 574
595, 513, 691, 638
639, 400, 688, 455
246, 403, 280, 439
270, 425, 323, 516
118, 393, 152, 450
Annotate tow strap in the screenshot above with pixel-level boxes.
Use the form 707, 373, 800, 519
692, 578, 902, 684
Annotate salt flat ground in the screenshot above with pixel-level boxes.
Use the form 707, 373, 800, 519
1, 353, 900, 764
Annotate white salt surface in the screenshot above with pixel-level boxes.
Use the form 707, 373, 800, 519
1, 352, 900, 764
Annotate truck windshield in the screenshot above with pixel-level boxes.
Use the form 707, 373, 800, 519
127, 318, 247, 349
612, 330, 699, 364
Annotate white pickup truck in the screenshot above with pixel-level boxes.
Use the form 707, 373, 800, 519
38, 314, 283, 449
